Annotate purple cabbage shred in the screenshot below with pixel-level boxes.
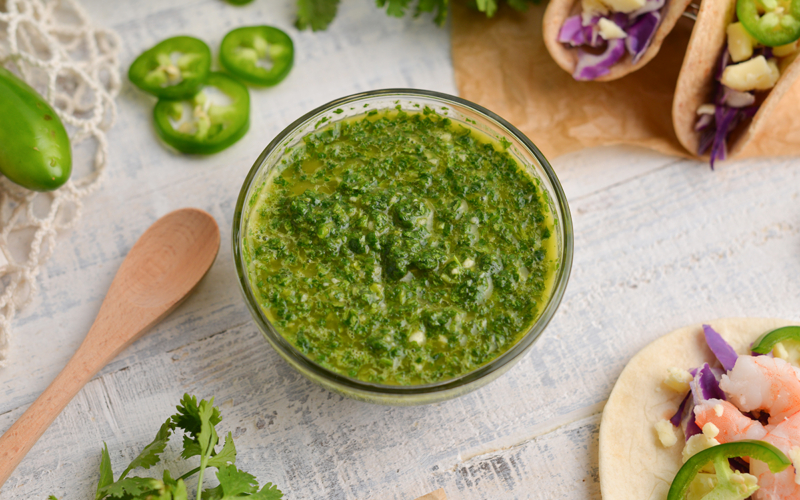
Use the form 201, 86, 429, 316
670, 391, 691, 426
560, 1, 667, 81
573, 38, 627, 80
626, 12, 660, 63
703, 324, 739, 371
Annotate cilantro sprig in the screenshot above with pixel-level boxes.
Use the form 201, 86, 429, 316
295, 0, 543, 31
50, 395, 282, 500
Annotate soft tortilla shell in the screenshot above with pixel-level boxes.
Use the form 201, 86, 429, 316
598, 318, 799, 500
543, 0, 694, 81
672, 0, 800, 159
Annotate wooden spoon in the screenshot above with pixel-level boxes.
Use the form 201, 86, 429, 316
0, 207, 220, 487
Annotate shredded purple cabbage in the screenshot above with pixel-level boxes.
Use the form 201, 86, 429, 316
682, 399, 702, 440
670, 391, 691, 426
573, 38, 627, 80
697, 44, 765, 168
560, 1, 667, 81
559, 15, 588, 46
625, 12, 660, 63
703, 324, 739, 371
693, 363, 727, 401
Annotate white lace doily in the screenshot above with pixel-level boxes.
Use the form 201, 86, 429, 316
0, 0, 120, 366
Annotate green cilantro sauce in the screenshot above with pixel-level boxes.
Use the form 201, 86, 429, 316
244, 107, 557, 385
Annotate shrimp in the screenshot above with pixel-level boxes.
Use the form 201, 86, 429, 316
694, 401, 800, 499
694, 399, 767, 442
720, 355, 800, 426
692, 354, 800, 499
749, 413, 800, 500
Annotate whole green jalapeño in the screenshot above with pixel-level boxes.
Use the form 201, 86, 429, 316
220, 26, 294, 86
0, 67, 71, 191
153, 72, 250, 154
129, 36, 212, 99
738, 0, 800, 46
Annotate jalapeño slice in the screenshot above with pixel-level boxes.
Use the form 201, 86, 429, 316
129, 36, 211, 99
153, 72, 250, 154
738, 0, 800, 46
667, 440, 791, 500
751, 325, 800, 354
219, 26, 294, 86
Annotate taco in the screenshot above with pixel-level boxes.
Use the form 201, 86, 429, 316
543, 0, 694, 80
599, 318, 800, 500
673, 0, 800, 167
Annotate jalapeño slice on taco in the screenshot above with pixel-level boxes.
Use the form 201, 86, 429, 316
673, 0, 800, 167
543, 0, 694, 80
599, 318, 800, 500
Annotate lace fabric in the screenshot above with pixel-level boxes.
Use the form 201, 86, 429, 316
0, 0, 120, 365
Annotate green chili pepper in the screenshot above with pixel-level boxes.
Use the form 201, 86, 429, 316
129, 36, 211, 99
153, 72, 250, 154
219, 26, 294, 86
0, 67, 71, 191
751, 326, 800, 354
738, 0, 800, 46
667, 440, 791, 500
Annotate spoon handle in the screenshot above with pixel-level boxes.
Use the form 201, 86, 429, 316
0, 328, 110, 486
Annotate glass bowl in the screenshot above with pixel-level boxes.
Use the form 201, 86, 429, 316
232, 89, 573, 406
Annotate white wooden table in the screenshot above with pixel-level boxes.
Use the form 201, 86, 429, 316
1, 1, 799, 499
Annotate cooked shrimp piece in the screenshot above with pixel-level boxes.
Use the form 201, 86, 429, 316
694, 399, 767, 442
720, 356, 800, 425
750, 413, 800, 500
696, 401, 800, 499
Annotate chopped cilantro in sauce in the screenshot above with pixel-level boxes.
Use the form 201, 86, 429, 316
244, 108, 557, 385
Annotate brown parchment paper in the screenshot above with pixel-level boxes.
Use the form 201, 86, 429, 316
451, 1, 800, 161
452, 1, 693, 159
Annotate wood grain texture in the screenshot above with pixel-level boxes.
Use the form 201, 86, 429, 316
1, 1, 799, 499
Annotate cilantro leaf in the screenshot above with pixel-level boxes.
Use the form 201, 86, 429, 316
196, 398, 220, 458
217, 465, 259, 497
207, 432, 237, 469
163, 471, 189, 500
250, 483, 284, 500
376, 0, 414, 17
296, 0, 340, 31
95, 443, 114, 500
53, 394, 281, 500
201, 485, 224, 500
99, 477, 162, 499
173, 394, 221, 439
181, 434, 202, 459
119, 419, 174, 480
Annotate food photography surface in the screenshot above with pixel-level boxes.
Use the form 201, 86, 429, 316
0, 1, 798, 500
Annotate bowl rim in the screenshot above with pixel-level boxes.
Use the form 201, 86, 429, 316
232, 88, 574, 397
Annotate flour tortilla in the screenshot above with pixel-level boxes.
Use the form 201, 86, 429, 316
598, 318, 800, 500
672, 0, 800, 159
543, 0, 694, 81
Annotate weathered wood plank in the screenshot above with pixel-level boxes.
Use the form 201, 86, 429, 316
2, 0, 799, 499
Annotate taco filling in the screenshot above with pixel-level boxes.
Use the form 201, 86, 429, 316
695, 0, 800, 167
658, 325, 800, 499
557, 0, 668, 80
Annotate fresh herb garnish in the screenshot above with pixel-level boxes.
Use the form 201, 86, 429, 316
295, 0, 543, 31
50, 394, 282, 500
